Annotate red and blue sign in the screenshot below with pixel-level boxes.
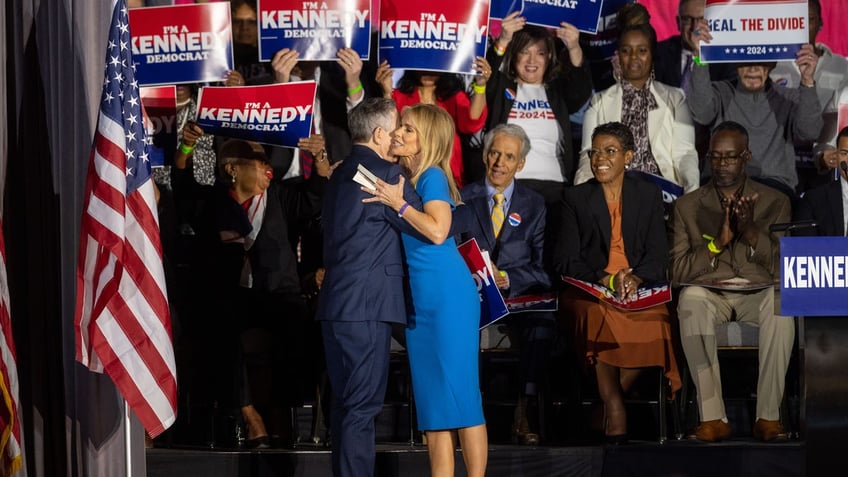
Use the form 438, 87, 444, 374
195, 82, 317, 148
458, 238, 510, 329
379, 0, 490, 74
781, 237, 848, 316
700, 0, 808, 63
139, 86, 177, 168
521, 0, 606, 34
257, 0, 372, 61
129, 3, 233, 86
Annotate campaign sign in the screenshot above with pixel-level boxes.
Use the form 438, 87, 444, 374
129, 3, 233, 86
139, 86, 178, 168
379, 0, 490, 74
195, 82, 317, 148
504, 292, 558, 314
626, 170, 684, 219
257, 0, 372, 61
700, 0, 808, 63
562, 276, 672, 311
583, 0, 634, 61
780, 237, 848, 316
490, 0, 524, 20
522, 0, 605, 34
458, 238, 510, 329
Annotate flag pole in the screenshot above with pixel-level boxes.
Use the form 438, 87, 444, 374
125, 399, 133, 477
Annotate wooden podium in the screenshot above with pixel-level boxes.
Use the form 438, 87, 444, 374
780, 237, 848, 476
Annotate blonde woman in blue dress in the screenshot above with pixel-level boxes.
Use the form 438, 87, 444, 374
364, 103, 487, 477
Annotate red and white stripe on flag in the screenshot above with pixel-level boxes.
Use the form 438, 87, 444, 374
74, 0, 177, 438
0, 220, 24, 476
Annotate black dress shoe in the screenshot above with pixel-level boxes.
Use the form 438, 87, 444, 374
245, 436, 270, 449
604, 433, 629, 445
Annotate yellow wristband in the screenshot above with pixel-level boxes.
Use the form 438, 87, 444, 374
707, 240, 723, 254
179, 143, 195, 155
608, 274, 615, 291
472, 83, 486, 95
347, 81, 363, 96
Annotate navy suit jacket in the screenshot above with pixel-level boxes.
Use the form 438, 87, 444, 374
316, 145, 423, 324
795, 179, 845, 236
554, 176, 668, 283
459, 180, 551, 297
654, 36, 737, 88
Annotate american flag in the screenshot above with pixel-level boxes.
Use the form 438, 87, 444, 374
0, 220, 24, 475
74, 0, 177, 438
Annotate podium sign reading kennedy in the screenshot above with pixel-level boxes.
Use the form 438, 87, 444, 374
195, 82, 317, 148
129, 3, 233, 86
257, 0, 372, 61
781, 237, 848, 316
521, 0, 605, 34
379, 0, 490, 74
700, 0, 808, 63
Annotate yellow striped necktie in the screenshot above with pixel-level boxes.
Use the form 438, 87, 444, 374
492, 193, 505, 238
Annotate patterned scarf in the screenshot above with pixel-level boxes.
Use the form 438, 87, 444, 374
621, 80, 661, 176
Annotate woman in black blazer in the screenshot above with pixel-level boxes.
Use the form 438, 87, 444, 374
555, 122, 680, 444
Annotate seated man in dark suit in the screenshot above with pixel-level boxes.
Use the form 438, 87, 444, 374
795, 126, 848, 236
671, 121, 794, 442
459, 124, 554, 445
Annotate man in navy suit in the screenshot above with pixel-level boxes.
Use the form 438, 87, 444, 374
795, 126, 848, 236
459, 124, 555, 445
316, 98, 422, 477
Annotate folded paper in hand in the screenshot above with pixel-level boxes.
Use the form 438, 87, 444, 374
353, 163, 378, 190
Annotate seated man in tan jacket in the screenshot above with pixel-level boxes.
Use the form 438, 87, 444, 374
670, 121, 794, 442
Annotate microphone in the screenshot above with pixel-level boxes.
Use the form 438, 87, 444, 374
769, 220, 818, 233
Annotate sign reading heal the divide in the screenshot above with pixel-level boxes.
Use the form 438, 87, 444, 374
257, 0, 372, 61
129, 3, 233, 86
139, 86, 177, 168
521, 0, 605, 34
780, 237, 848, 316
195, 82, 317, 148
379, 0, 490, 74
700, 0, 808, 63
457, 238, 510, 329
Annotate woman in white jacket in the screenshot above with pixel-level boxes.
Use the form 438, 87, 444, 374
575, 23, 699, 193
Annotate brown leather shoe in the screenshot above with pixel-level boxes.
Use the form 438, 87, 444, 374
688, 419, 732, 442
752, 419, 788, 442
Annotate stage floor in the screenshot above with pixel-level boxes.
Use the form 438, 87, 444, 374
146, 439, 802, 477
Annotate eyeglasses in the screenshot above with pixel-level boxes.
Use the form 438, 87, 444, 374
706, 151, 746, 164
679, 15, 705, 26
588, 147, 622, 159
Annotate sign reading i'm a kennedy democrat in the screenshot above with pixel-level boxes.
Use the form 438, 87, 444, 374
257, 0, 372, 61
139, 86, 177, 168
195, 82, 317, 148
457, 238, 509, 329
129, 3, 233, 86
781, 237, 848, 316
521, 0, 605, 34
700, 0, 808, 63
379, 0, 490, 74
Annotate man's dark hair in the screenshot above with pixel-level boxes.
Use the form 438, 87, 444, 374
712, 121, 750, 145
836, 126, 848, 145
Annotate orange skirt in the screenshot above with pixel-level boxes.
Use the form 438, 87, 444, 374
561, 287, 681, 393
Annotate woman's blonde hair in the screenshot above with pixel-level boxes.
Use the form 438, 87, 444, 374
401, 103, 461, 203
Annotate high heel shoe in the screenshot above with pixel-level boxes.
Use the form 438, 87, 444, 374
512, 396, 540, 446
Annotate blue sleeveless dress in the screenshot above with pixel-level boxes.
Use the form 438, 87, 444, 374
402, 167, 484, 431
